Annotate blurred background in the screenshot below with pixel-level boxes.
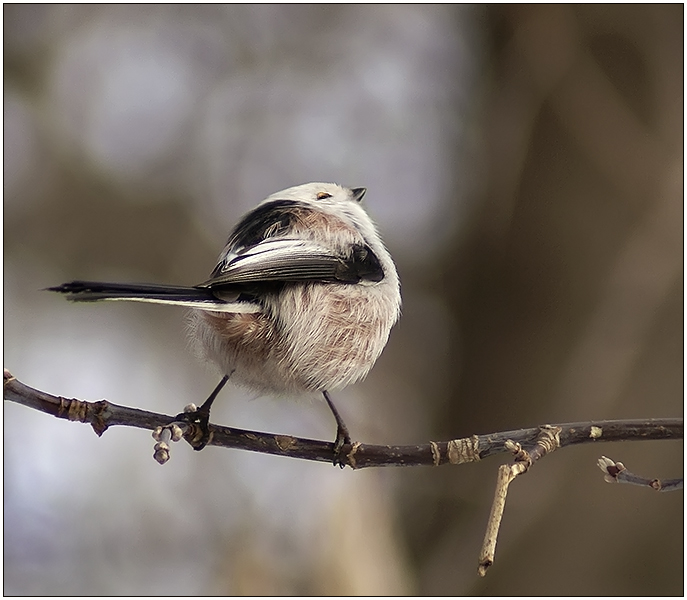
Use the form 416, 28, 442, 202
4, 4, 682, 595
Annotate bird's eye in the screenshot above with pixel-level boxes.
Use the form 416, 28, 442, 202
316, 192, 332, 200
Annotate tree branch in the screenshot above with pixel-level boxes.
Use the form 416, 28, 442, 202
597, 456, 684, 492
4, 369, 681, 468
5, 369, 682, 576
478, 425, 562, 576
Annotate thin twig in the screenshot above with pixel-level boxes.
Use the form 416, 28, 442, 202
4, 369, 681, 469
478, 426, 561, 576
4, 369, 683, 576
597, 456, 684, 492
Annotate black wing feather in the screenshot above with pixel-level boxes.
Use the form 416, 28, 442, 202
204, 199, 385, 288
204, 240, 384, 288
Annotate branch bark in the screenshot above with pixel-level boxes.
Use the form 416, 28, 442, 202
597, 456, 684, 492
5, 368, 682, 576
4, 369, 681, 469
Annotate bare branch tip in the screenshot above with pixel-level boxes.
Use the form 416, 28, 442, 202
597, 456, 625, 483
478, 559, 492, 577
596, 456, 682, 491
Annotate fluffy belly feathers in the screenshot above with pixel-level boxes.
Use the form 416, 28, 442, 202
188, 282, 396, 395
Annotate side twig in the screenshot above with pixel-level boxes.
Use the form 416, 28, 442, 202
597, 456, 684, 492
478, 426, 561, 576
4, 370, 681, 469
4, 369, 683, 576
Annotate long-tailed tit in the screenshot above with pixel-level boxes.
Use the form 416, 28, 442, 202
49, 182, 401, 457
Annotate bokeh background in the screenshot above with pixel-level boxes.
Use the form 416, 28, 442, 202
4, 4, 683, 595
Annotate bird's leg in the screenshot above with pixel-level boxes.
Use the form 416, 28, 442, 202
323, 390, 352, 466
176, 374, 230, 451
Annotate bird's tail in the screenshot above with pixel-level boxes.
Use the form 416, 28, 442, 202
47, 280, 258, 312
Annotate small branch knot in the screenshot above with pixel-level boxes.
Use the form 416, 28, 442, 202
430, 441, 441, 466
58, 396, 89, 423
3, 371, 682, 577
446, 435, 481, 464
274, 435, 298, 451
534, 425, 561, 457
505, 439, 531, 468
346, 441, 362, 469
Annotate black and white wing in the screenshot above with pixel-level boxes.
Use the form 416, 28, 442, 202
202, 238, 383, 288
49, 197, 386, 314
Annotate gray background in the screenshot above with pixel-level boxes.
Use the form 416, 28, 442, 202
4, 4, 682, 595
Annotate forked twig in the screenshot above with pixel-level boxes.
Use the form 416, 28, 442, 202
478, 426, 561, 576
4, 369, 682, 575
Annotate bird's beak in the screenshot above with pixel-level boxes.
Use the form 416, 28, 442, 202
351, 187, 367, 202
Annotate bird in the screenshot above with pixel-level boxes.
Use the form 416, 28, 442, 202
49, 182, 401, 459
